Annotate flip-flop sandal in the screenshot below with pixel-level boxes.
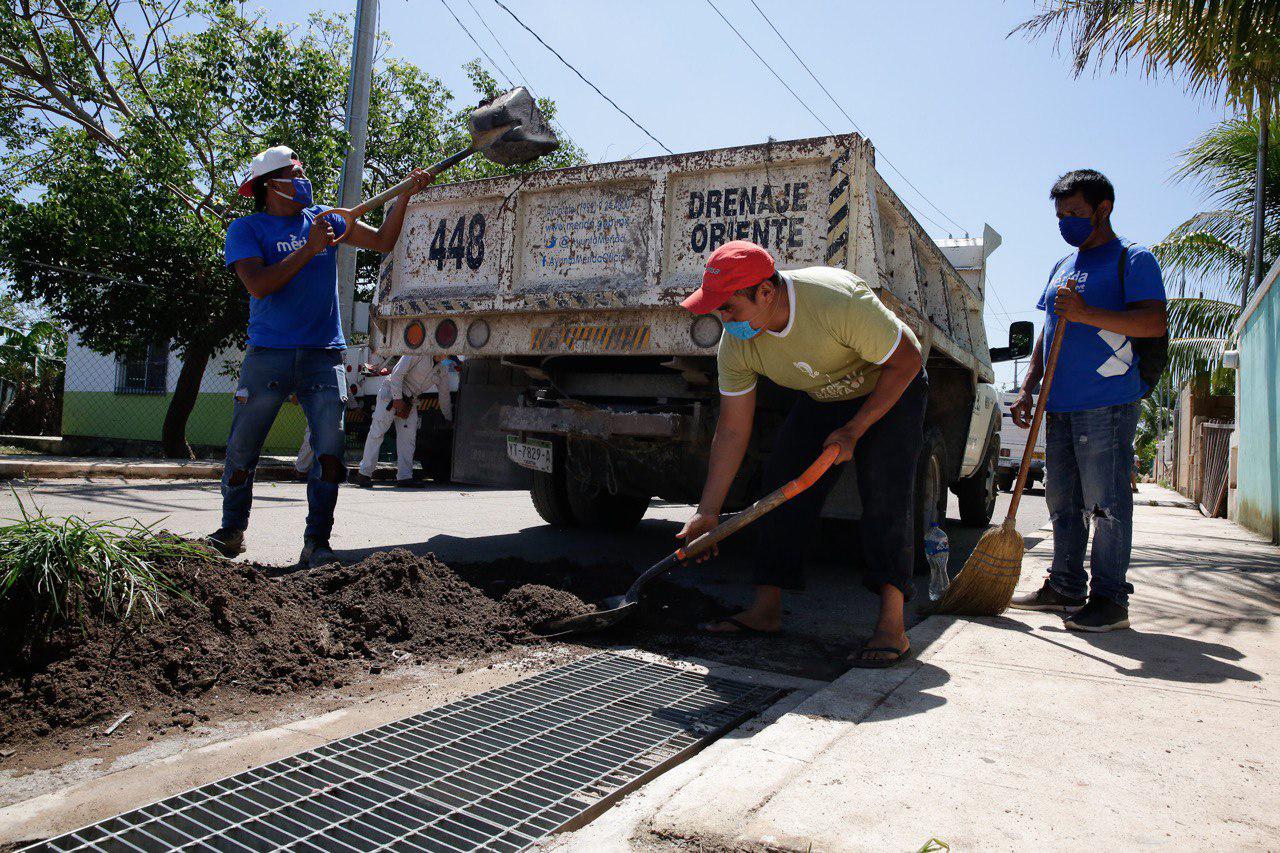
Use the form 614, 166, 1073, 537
699, 617, 778, 636
850, 643, 912, 669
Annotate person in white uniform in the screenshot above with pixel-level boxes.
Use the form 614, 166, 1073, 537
349, 355, 455, 487
294, 358, 388, 477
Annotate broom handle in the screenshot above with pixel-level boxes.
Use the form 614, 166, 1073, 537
1007, 281, 1074, 520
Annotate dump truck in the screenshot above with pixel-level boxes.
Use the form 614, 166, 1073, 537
371, 133, 1029, 559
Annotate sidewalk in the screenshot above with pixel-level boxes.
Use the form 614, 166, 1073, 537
559, 488, 1280, 850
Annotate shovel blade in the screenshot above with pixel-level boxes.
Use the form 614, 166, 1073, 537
468, 86, 559, 166
535, 598, 636, 637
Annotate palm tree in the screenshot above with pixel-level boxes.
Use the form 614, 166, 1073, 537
1016, 1, 1280, 302
1153, 115, 1280, 378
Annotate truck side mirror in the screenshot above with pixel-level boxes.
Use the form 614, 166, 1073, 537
1008, 320, 1034, 359
991, 320, 1034, 363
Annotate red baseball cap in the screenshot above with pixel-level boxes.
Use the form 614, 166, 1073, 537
681, 241, 776, 314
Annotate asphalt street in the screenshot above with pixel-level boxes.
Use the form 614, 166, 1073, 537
1, 476, 1050, 651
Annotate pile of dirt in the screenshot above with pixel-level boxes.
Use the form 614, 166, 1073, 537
0, 549, 550, 746
498, 584, 594, 630
1, 544, 815, 749
300, 549, 515, 658
0, 555, 338, 744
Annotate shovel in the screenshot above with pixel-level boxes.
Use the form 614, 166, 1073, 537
322, 86, 558, 242
536, 445, 841, 636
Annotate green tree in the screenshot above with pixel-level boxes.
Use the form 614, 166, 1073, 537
1151, 116, 1280, 378
0, 3, 583, 457
1016, 1, 1280, 300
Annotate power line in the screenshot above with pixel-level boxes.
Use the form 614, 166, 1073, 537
746, 0, 966, 234
492, 0, 673, 155
702, 0, 834, 136
463, 0, 537, 97
703, 0, 951, 235
438, 0, 514, 89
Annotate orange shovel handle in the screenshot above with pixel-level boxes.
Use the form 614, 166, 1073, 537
784, 444, 841, 498
676, 444, 841, 562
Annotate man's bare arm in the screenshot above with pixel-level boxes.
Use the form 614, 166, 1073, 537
1011, 328, 1045, 429
343, 170, 434, 254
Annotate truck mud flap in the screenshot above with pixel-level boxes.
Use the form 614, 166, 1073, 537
452, 360, 532, 488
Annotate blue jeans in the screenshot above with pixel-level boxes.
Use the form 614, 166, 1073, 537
221, 347, 347, 540
1044, 401, 1140, 606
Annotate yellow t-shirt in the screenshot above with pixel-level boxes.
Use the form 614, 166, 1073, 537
717, 267, 917, 402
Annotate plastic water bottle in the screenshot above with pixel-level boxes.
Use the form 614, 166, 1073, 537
925, 523, 950, 601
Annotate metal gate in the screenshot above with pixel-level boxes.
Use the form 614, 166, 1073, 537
29, 654, 783, 852
1198, 420, 1233, 518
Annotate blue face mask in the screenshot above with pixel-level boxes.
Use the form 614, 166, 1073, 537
1058, 215, 1094, 247
272, 177, 313, 207
723, 319, 763, 340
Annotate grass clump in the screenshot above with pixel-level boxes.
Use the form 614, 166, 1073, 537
0, 495, 203, 639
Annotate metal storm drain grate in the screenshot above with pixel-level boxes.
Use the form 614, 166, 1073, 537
32, 653, 783, 852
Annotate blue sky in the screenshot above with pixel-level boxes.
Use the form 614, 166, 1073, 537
278, 0, 1224, 388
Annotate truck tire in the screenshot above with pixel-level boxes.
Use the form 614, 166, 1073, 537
954, 433, 999, 527
530, 453, 576, 527
565, 476, 649, 532
996, 469, 1015, 493
913, 427, 948, 574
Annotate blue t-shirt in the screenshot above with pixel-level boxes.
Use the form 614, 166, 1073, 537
1037, 238, 1166, 413
224, 206, 348, 349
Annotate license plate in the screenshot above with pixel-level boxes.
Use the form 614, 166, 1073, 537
1032, 451, 1045, 460
506, 436, 553, 473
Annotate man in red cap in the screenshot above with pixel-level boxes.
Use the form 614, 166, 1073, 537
678, 240, 925, 668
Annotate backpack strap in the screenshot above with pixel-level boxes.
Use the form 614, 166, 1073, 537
1117, 239, 1127, 295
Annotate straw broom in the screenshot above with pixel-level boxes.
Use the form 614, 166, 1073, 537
932, 287, 1072, 616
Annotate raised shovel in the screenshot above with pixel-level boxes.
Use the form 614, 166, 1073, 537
321, 86, 558, 241
536, 445, 842, 636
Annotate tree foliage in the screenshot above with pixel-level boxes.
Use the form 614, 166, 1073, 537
1149, 116, 1280, 378
0, 1, 584, 455
1015, 0, 1280, 111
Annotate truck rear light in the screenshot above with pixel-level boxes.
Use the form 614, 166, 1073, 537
467, 319, 490, 348
690, 314, 723, 348
404, 321, 425, 348
435, 318, 458, 348
1000, 448, 1011, 457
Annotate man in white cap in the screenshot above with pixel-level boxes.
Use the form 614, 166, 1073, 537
207, 145, 431, 567
349, 355, 459, 487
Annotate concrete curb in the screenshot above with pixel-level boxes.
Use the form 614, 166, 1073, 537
0, 458, 299, 482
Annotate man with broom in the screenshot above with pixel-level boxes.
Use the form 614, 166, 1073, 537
677, 240, 925, 668
1009, 170, 1166, 631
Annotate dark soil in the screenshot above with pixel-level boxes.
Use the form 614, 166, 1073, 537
0, 549, 590, 747
0, 546, 847, 753
498, 584, 594, 629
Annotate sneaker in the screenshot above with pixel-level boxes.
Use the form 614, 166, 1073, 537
348, 471, 374, 488
205, 527, 245, 557
1009, 581, 1086, 612
1064, 597, 1130, 632
300, 537, 338, 569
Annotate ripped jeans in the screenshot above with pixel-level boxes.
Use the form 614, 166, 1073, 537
221, 347, 347, 541
1044, 401, 1140, 606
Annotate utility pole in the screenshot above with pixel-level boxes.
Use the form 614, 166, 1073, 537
1244, 96, 1270, 307
337, 0, 378, 342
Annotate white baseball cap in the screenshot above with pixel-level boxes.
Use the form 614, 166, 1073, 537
238, 145, 300, 197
